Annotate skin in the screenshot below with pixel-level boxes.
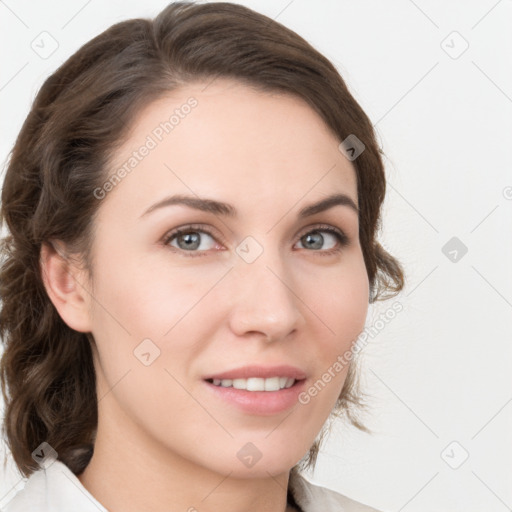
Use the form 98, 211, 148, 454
40, 78, 369, 512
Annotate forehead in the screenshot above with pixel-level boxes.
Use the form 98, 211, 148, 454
102, 78, 358, 219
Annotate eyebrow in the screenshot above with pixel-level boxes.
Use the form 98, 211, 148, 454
139, 192, 358, 219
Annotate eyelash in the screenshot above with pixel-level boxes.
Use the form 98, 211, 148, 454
162, 223, 350, 257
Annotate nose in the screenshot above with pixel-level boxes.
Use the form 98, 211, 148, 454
226, 251, 305, 343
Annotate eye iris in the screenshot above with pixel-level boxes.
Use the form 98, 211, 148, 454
178, 232, 200, 250
303, 231, 323, 249
169, 228, 340, 254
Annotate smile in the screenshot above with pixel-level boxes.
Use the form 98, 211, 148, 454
206, 376, 296, 391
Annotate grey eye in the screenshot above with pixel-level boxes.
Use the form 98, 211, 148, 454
169, 231, 216, 251
298, 231, 338, 250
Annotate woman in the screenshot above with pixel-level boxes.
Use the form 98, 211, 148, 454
0, 2, 404, 511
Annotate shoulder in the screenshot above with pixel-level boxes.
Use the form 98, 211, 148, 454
288, 471, 384, 512
1, 459, 108, 512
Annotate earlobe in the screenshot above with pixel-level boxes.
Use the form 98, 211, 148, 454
39, 241, 93, 333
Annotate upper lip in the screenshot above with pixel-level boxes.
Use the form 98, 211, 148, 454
203, 365, 307, 381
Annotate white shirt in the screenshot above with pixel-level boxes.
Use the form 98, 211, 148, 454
1, 460, 382, 512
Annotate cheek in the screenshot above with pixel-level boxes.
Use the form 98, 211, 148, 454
88, 256, 205, 434
87, 253, 225, 406
91, 248, 219, 340
296, 269, 368, 433
308, 255, 369, 347
302, 254, 368, 402
329, 273, 369, 346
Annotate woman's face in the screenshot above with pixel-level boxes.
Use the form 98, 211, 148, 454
79, 79, 369, 477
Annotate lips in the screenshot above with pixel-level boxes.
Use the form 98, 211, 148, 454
202, 364, 307, 381
203, 371, 307, 415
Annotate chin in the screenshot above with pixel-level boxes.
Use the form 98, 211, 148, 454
223, 460, 295, 480
226, 445, 307, 480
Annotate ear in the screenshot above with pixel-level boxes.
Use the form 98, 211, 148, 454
39, 240, 93, 333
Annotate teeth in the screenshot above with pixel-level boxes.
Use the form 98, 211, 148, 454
264, 377, 280, 391
210, 377, 297, 391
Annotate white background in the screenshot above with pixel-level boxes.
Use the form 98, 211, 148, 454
1, 1, 511, 511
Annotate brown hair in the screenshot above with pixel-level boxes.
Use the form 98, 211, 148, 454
0, 1, 404, 479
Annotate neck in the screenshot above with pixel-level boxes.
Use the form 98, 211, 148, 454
78, 412, 297, 512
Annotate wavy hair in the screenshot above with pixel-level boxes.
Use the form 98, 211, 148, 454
0, 1, 404, 479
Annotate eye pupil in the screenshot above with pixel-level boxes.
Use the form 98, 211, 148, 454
179, 232, 200, 250
303, 232, 323, 249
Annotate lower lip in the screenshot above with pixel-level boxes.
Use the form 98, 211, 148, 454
203, 379, 307, 415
